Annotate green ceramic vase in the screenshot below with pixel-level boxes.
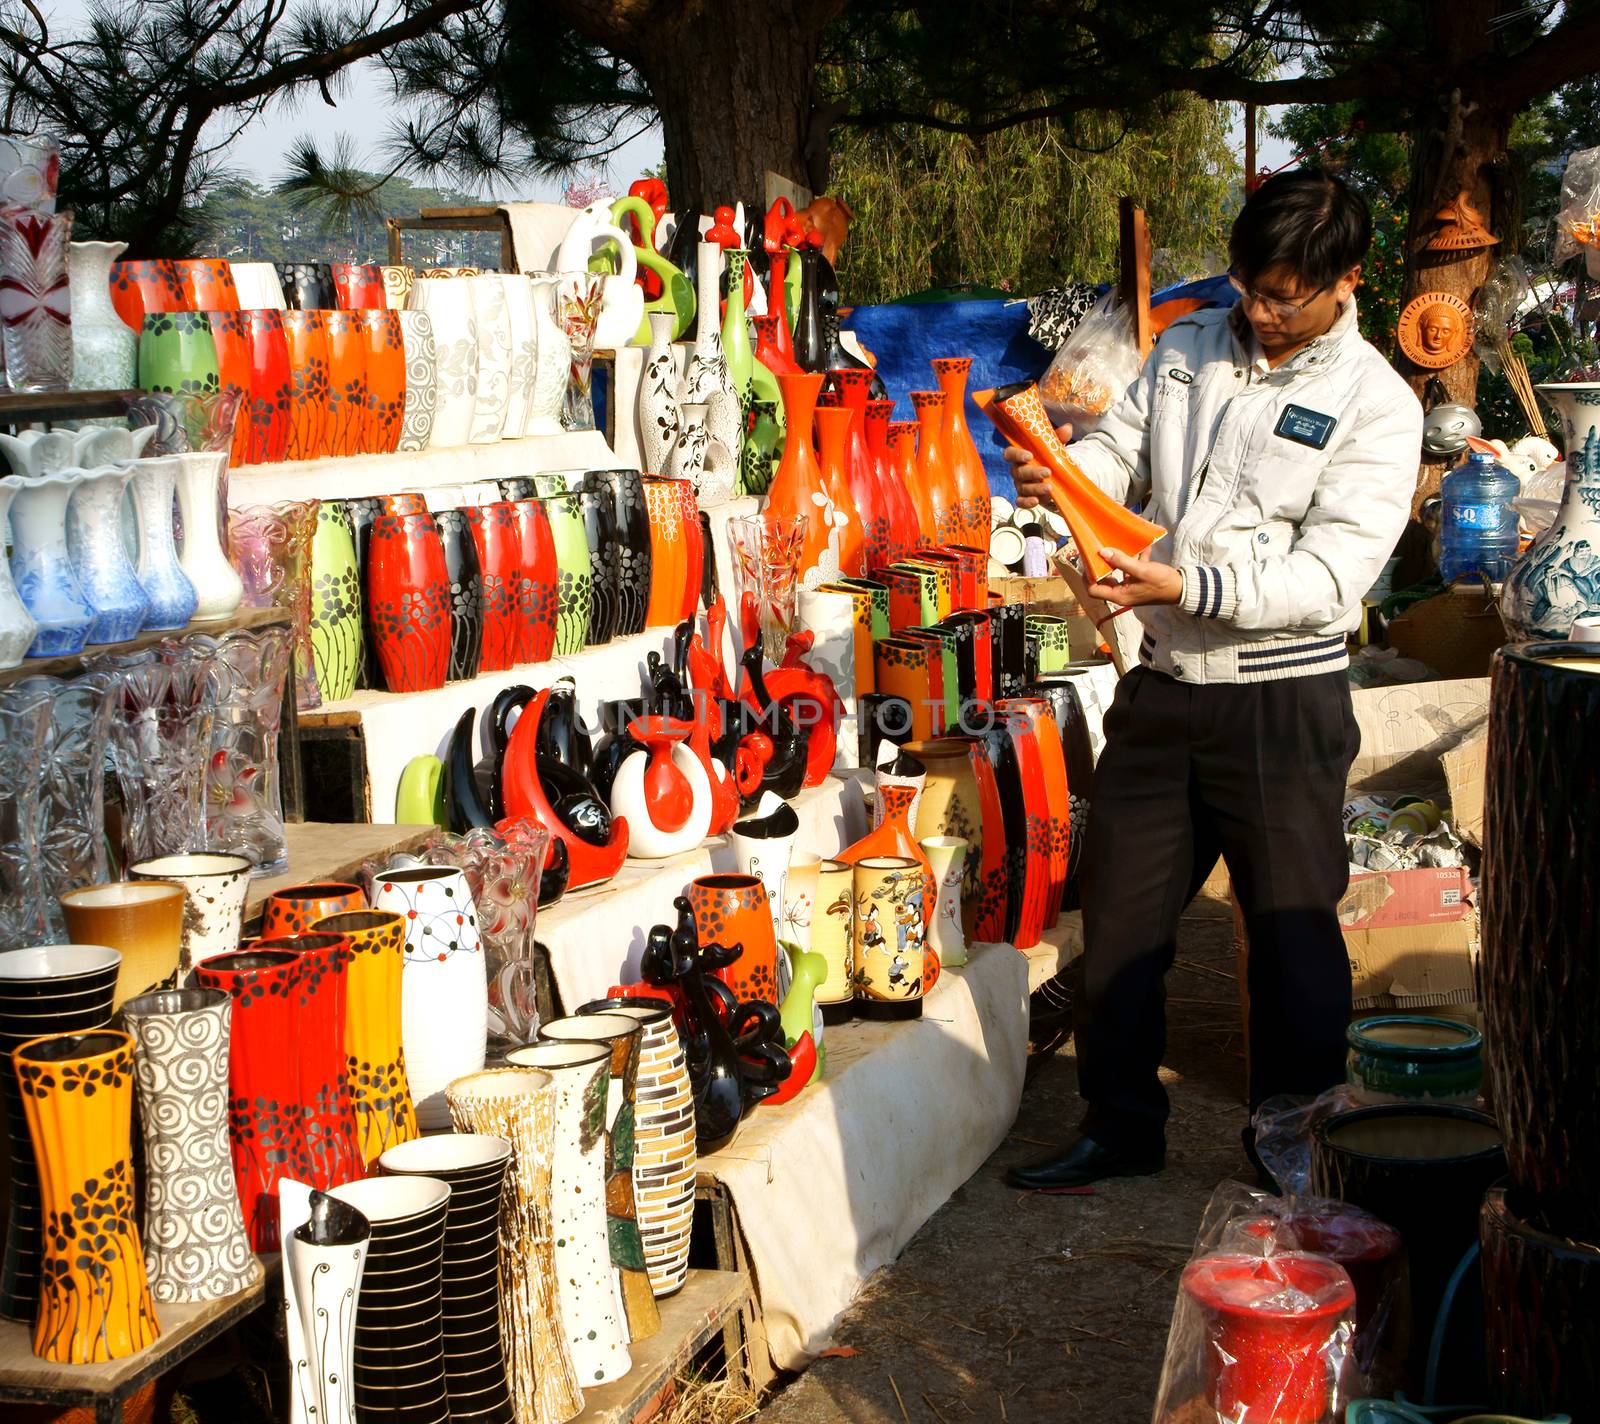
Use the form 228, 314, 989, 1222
1027, 613, 1072, 675
740, 399, 781, 496
395, 754, 445, 826
137, 311, 221, 397
309, 502, 362, 703
779, 948, 828, 1082
542, 491, 593, 656
721, 249, 755, 410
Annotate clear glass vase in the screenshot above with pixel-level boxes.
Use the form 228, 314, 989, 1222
556, 272, 603, 433
228, 500, 321, 711
420, 821, 551, 1059
193, 625, 292, 875
0, 684, 54, 947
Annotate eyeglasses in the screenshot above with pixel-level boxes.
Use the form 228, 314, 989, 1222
1228, 275, 1330, 322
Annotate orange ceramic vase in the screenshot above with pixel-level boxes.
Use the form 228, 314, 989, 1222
312, 908, 419, 1166
768, 371, 863, 585
687, 874, 781, 1004
888, 421, 932, 543
874, 636, 935, 743
358, 307, 406, 454
998, 698, 1070, 928
175, 258, 239, 313
910, 390, 962, 547
933, 357, 991, 549
260, 880, 365, 937
322, 309, 369, 458
839, 777, 935, 930
14, 1030, 160, 1363
817, 403, 890, 576
833, 370, 922, 569
281, 310, 332, 461
641, 475, 688, 628
203, 309, 254, 467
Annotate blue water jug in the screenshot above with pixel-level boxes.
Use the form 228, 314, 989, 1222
1439, 449, 1520, 583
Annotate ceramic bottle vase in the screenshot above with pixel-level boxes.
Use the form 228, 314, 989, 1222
538, 1014, 661, 1344
435, 507, 484, 681
0, 943, 121, 1323
309, 502, 362, 703
66, 466, 147, 644
13, 1029, 161, 1363
920, 836, 969, 969
398, 309, 438, 452
505, 1040, 632, 1386
326, 1175, 451, 1424
372, 865, 486, 1132
126, 456, 197, 630
680, 242, 742, 475
910, 389, 962, 546
575, 997, 697, 1297
639, 310, 680, 474
408, 275, 478, 448
67, 240, 136, 389
282, 310, 332, 460
541, 490, 593, 656
501, 273, 538, 439
367, 498, 450, 693
1503, 383, 1600, 637
122, 988, 261, 1302
932, 357, 991, 548
767, 371, 844, 590
174, 450, 244, 621
280, 1185, 368, 1424
525, 274, 569, 437
376, 1134, 516, 1424
446, 1066, 585, 1424
463, 502, 521, 674
311, 910, 418, 1167
721, 248, 756, 421
8, 469, 95, 655
887, 422, 930, 540
833, 370, 919, 567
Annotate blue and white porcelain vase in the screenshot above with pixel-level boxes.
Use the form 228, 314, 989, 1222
6, 469, 95, 655
0, 481, 36, 667
1503, 382, 1600, 639
67, 465, 148, 644
128, 456, 198, 630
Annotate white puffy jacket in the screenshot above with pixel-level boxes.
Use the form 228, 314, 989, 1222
1071, 299, 1423, 684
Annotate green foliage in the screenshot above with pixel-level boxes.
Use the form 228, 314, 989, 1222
187, 172, 500, 268
831, 99, 1238, 304
1355, 194, 1408, 352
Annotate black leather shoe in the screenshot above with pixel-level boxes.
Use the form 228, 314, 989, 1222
1003, 1134, 1164, 1190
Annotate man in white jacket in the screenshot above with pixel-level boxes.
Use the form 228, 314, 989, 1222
1005, 169, 1423, 1190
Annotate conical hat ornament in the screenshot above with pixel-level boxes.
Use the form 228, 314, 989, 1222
972, 381, 1165, 582
1424, 191, 1499, 252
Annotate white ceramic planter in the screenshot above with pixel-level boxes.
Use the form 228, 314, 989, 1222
173, 451, 243, 622
467, 273, 512, 444
407, 275, 478, 449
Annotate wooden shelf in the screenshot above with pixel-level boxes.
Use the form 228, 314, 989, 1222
0, 389, 143, 426
0, 607, 290, 688
0, 1255, 277, 1424
574, 1269, 751, 1423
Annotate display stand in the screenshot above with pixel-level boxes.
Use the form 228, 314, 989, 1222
0, 1257, 277, 1424
244, 821, 437, 925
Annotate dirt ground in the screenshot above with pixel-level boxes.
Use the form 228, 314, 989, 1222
756, 885, 1249, 1424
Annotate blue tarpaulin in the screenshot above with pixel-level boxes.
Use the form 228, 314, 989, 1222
844, 274, 1238, 501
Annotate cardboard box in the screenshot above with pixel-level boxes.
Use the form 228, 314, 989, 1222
1441, 725, 1488, 849
1338, 865, 1473, 931
989, 575, 1103, 661
1342, 912, 1479, 1010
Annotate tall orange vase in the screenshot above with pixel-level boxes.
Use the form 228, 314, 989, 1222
642, 475, 688, 628
933, 357, 992, 549
998, 698, 1070, 929
358, 307, 406, 454
889, 421, 932, 543
322, 309, 369, 458
686, 874, 781, 1005
203, 309, 253, 467
281, 310, 332, 461
910, 390, 962, 547
768, 371, 862, 585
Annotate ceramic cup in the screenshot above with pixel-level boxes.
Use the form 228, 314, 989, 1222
58, 881, 185, 1010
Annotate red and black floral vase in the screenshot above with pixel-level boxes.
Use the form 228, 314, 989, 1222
366, 493, 450, 693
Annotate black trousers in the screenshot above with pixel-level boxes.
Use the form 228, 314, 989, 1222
1072, 665, 1359, 1156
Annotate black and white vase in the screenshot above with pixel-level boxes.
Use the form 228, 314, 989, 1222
582, 469, 651, 638
281, 1181, 370, 1424
576, 486, 620, 647
343, 496, 385, 692
276, 261, 337, 312
123, 987, 261, 1302
435, 508, 484, 682
379, 1133, 516, 1424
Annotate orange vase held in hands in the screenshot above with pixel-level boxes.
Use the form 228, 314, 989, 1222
910, 390, 963, 547
932, 357, 993, 549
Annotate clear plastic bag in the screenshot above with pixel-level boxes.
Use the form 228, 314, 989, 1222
1153, 1181, 1372, 1423
1554, 146, 1600, 264
1039, 290, 1141, 432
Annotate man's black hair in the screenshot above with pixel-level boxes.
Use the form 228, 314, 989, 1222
1228, 168, 1372, 291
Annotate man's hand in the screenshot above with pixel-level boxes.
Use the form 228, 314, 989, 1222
1087, 548, 1184, 608
1002, 421, 1071, 509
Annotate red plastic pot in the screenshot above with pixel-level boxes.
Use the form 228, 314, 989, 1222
1181, 1251, 1356, 1424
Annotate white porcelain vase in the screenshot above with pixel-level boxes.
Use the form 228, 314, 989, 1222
230, 263, 286, 310
280, 1180, 368, 1424
407, 275, 478, 448
467, 273, 512, 443
173, 451, 244, 622
500, 273, 538, 440
638, 311, 679, 475
0, 481, 37, 667
920, 836, 968, 968
524, 273, 569, 437
373, 864, 486, 1131
67, 240, 136, 390
396, 310, 437, 453
679, 242, 742, 479
665, 401, 735, 509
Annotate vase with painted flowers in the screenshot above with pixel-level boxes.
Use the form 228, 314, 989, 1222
139, 310, 219, 399
310, 502, 362, 703
199, 308, 253, 465
468, 272, 513, 443
276, 262, 336, 311
322, 309, 369, 459
509, 497, 559, 663
14, 1029, 162, 1362
331, 262, 384, 310
67, 240, 135, 391
367, 496, 450, 693
687, 872, 781, 1005
175, 259, 238, 313
462, 501, 520, 674
541, 490, 593, 655
358, 307, 406, 454
434, 508, 483, 682
242, 308, 292, 465
407, 273, 477, 448
110, 258, 185, 331
282, 309, 332, 461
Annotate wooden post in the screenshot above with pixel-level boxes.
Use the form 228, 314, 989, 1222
1118, 197, 1154, 358
1244, 102, 1258, 192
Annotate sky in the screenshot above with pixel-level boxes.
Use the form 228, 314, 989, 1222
40, 2, 1293, 199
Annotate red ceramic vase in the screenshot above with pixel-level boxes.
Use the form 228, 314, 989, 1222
752, 314, 799, 376
322, 309, 369, 458
243, 309, 292, 465
366, 497, 450, 692
508, 498, 558, 664
767, 371, 864, 584
175, 259, 239, 313
331, 263, 386, 310
202, 309, 254, 466
819, 390, 889, 575
281, 310, 332, 461
239, 932, 363, 1193
110, 259, 188, 330
998, 698, 1070, 929
687, 873, 781, 1005
675, 478, 703, 622
192, 949, 306, 1251
932, 356, 992, 551
947, 544, 988, 612
358, 307, 406, 454
464, 501, 523, 673
260, 882, 366, 937
966, 739, 1010, 942
995, 710, 1051, 950
910, 390, 963, 547
834, 371, 921, 566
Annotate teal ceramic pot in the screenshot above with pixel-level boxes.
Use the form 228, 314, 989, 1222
1346, 1015, 1483, 1105
137, 310, 220, 397
309, 502, 361, 703
540, 491, 592, 656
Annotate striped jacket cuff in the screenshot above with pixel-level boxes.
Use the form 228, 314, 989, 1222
1178, 564, 1238, 620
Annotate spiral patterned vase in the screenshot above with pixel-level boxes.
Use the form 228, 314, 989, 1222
122, 988, 262, 1302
